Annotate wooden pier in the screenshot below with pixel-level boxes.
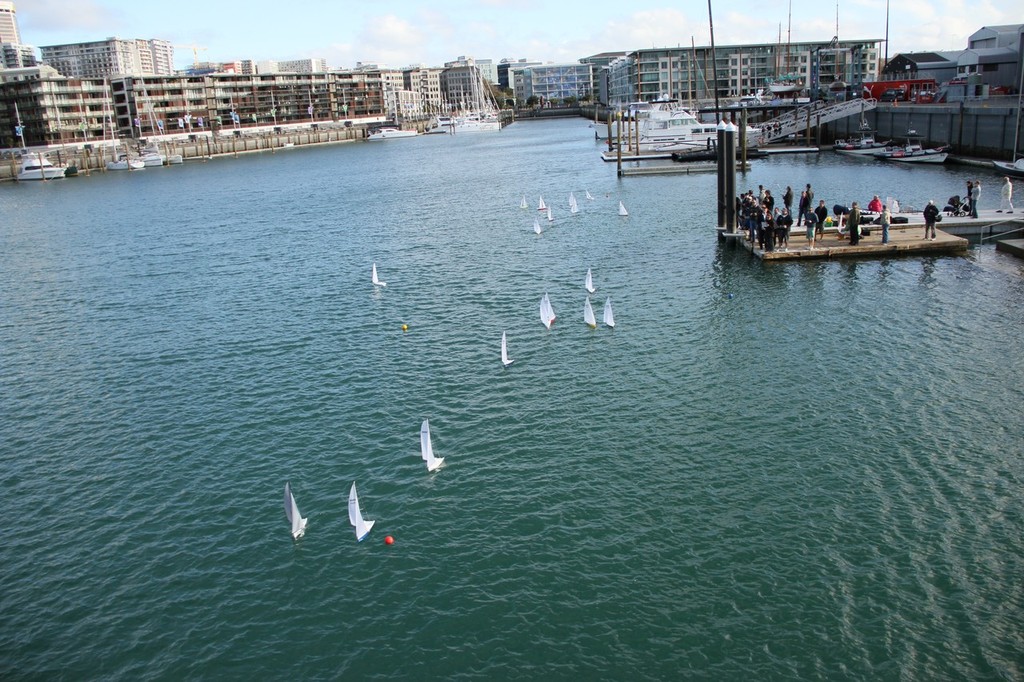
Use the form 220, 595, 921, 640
722, 210, 1024, 261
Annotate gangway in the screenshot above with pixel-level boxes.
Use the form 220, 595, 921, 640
755, 98, 877, 144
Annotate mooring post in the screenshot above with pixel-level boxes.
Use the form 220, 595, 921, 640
724, 122, 737, 232
716, 120, 727, 229
616, 111, 623, 177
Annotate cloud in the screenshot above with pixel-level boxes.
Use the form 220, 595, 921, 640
16, 0, 122, 33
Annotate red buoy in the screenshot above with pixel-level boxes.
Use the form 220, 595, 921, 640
384, 535, 394, 545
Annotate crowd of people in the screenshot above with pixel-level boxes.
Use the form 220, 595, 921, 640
736, 176, 1017, 252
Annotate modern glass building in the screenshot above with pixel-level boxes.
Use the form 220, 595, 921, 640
514, 62, 593, 104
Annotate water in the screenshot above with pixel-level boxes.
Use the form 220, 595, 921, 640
2, 119, 1023, 680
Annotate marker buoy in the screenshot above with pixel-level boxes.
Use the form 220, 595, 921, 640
384, 535, 394, 545
727, 293, 734, 299
401, 324, 408, 332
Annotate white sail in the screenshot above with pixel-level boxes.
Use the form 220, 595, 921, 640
603, 297, 616, 328
501, 331, 513, 367
547, 207, 553, 222
540, 293, 555, 330
585, 268, 595, 294
348, 482, 375, 542
534, 218, 542, 235
538, 196, 546, 211
284, 482, 308, 539
372, 262, 386, 287
585, 190, 594, 200
569, 192, 579, 214
584, 297, 597, 329
420, 419, 445, 472
618, 201, 629, 216
520, 194, 528, 209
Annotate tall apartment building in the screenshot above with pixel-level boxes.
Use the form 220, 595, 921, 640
0, 1, 21, 44
402, 66, 443, 114
40, 37, 174, 78
514, 62, 593, 104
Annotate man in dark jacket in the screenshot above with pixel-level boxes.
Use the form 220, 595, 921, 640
848, 202, 862, 245
923, 200, 940, 240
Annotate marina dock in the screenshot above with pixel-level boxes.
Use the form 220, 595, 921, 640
723, 210, 1024, 261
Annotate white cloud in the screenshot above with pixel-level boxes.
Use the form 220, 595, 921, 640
17, 0, 122, 33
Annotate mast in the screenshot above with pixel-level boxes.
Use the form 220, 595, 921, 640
707, 0, 721, 113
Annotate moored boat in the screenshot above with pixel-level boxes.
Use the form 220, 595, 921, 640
17, 155, 67, 180
107, 154, 145, 171
873, 129, 948, 164
367, 126, 418, 140
991, 158, 1024, 178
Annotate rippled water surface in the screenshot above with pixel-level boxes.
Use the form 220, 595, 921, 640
2, 119, 1023, 680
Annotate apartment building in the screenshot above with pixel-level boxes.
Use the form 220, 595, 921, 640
40, 37, 174, 79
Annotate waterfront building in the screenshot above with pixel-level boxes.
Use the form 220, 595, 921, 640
444, 56, 497, 84
277, 58, 328, 74
497, 58, 543, 90
401, 65, 444, 115
580, 52, 628, 106
440, 63, 494, 111
40, 37, 174, 79
0, 68, 386, 147
604, 39, 881, 106
513, 62, 593, 104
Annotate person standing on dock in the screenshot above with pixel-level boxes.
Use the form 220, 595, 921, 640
999, 177, 1013, 213
814, 200, 828, 242
923, 200, 940, 240
966, 180, 974, 216
798, 190, 809, 226
880, 206, 891, 244
848, 202, 862, 246
971, 180, 981, 218
805, 209, 818, 249
783, 186, 793, 214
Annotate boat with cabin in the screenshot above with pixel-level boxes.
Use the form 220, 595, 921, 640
17, 155, 67, 180
368, 126, 418, 140
873, 129, 948, 164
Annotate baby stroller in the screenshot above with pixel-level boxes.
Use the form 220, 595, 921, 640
944, 195, 970, 216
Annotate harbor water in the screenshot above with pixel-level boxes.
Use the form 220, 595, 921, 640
1, 119, 1022, 680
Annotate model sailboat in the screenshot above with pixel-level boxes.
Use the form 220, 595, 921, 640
618, 201, 629, 216
534, 218, 542, 235
585, 268, 595, 294
603, 297, 616, 328
585, 190, 595, 201
420, 419, 445, 472
547, 207, 553, 222
284, 482, 308, 539
501, 331, 513, 367
538, 196, 546, 211
372, 262, 387, 287
569, 192, 579, 214
348, 482, 375, 542
520, 195, 528, 209
540, 293, 556, 330
584, 297, 597, 329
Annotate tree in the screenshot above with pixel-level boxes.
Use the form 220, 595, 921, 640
526, 95, 540, 107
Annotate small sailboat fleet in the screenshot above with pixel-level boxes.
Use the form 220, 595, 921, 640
372, 262, 387, 287
501, 331, 513, 367
539, 293, 556, 330
284, 482, 308, 539
420, 419, 445, 472
348, 482, 375, 542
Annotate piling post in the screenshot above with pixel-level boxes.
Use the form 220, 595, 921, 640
716, 120, 727, 228
616, 112, 623, 177
606, 112, 613, 152
724, 122, 737, 232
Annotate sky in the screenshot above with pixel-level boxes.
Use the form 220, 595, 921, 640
12, 0, 1023, 72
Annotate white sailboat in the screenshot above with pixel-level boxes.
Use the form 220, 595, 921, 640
584, 297, 597, 329
585, 190, 595, 201
284, 482, 308, 539
372, 262, 387, 287
569, 192, 579, 214
520, 195, 528, 209
585, 268, 595, 294
348, 482, 375, 542
420, 419, 445, 472
547, 207, 553, 222
618, 201, 629, 216
538, 196, 546, 211
501, 331, 514, 367
540, 293, 556, 330
603, 297, 616, 328
533, 218, 542, 235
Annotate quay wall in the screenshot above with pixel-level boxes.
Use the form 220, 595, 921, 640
824, 103, 1019, 160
